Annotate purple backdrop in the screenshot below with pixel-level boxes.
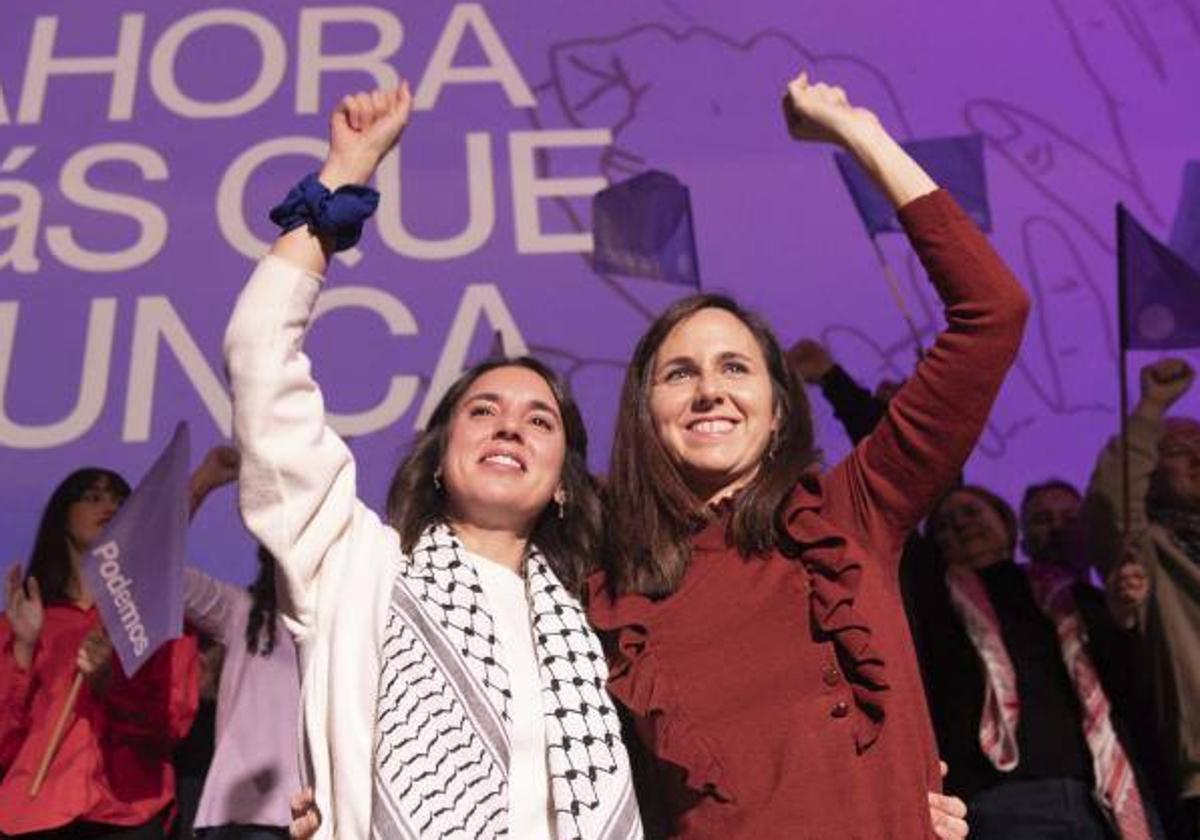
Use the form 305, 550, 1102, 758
2, 0, 1198, 590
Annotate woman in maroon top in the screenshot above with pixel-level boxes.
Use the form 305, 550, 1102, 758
588, 74, 1030, 839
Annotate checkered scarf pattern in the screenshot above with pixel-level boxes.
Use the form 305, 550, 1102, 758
370, 523, 642, 840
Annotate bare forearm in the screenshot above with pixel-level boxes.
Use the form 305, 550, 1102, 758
1133, 396, 1170, 424
841, 122, 938, 210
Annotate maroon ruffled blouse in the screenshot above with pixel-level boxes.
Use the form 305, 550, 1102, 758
588, 191, 1030, 839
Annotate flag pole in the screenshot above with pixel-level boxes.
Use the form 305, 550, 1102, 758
867, 235, 926, 360
1119, 350, 1132, 535
29, 671, 84, 797
1116, 205, 1132, 535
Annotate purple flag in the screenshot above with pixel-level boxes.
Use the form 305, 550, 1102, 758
591, 170, 700, 287
81, 422, 190, 675
1169, 161, 1200, 274
1119, 204, 1200, 350
835, 134, 991, 235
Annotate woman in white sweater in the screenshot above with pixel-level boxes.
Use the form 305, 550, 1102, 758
222, 85, 641, 840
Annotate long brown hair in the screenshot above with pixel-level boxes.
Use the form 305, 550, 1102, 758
385, 357, 603, 599
604, 294, 819, 597
28, 468, 131, 604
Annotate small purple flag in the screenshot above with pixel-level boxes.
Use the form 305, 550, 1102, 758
1169, 161, 1200, 274
591, 170, 700, 287
835, 134, 991, 235
81, 422, 190, 675
1119, 204, 1200, 350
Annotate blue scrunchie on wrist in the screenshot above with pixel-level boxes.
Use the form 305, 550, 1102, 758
268, 173, 380, 252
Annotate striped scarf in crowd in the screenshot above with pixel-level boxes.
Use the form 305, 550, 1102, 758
946, 563, 1151, 840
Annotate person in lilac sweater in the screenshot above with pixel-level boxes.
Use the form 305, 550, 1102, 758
186, 447, 300, 840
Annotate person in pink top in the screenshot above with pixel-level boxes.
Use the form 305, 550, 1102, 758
183, 446, 301, 840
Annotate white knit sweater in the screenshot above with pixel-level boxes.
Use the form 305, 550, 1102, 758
225, 255, 399, 839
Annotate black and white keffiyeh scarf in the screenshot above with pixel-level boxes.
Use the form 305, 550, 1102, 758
371, 524, 642, 840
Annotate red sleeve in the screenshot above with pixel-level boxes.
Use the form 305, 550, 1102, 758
0, 619, 37, 771
824, 190, 1030, 559
102, 633, 199, 745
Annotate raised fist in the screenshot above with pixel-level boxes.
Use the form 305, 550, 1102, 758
786, 338, 835, 384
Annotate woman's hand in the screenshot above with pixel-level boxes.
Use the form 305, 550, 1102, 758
1135, 358, 1194, 421
189, 445, 240, 517
1107, 559, 1150, 630
782, 71, 935, 209
77, 627, 114, 694
5, 563, 43, 668
318, 85, 414, 190
289, 787, 321, 839
786, 338, 836, 385
929, 762, 969, 839
782, 72, 882, 148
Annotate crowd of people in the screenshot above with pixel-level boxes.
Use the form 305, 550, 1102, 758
1, 75, 1197, 840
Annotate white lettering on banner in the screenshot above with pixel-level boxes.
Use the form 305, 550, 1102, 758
150, 10, 287, 119
0, 77, 11, 125
18, 14, 144, 123
216, 136, 364, 267
417, 283, 527, 428
0, 299, 116, 449
93, 541, 150, 657
414, 3, 536, 110
0, 284, 529, 446
0, 146, 42, 273
11, 5, 535, 124
296, 7, 403, 114
45, 143, 169, 273
312, 286, 420, 436
374, 132, 496, 260
510, 129, 612, 254
218, 127, 611, 261
124, 296, 232, 442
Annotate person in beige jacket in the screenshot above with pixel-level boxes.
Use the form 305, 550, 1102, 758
1086, 357, 1200, 840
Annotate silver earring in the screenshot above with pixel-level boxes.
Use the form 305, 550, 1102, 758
433, 467, 443, 491
556, 495, 566, 519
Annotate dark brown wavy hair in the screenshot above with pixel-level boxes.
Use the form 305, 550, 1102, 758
246, 545, 279, 656
385, 357, 603, 599
604, 293, 819, 597
28, 468, 131, 604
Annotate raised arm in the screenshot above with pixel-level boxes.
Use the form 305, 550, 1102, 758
181, 444, 249, 642
1084, 359, 1194, 624
183, 567, 247, 644
223, 86, 412, 633
782, 75, 1030, 554
787, 338, 888, 446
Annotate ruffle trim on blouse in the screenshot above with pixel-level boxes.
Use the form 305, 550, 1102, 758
587, 579, 735, 803
782, 472, 890, 753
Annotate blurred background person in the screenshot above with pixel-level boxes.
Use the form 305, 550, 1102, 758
0, 468, 199, 839
1087, 358, 1200, 840
915, 484, 1161, 839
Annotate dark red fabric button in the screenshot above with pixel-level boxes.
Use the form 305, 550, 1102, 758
831, 701, 850, 719
822, 665, 841, 686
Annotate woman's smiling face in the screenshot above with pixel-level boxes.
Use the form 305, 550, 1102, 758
648, 307, 777, 504
440, 364, 567, 533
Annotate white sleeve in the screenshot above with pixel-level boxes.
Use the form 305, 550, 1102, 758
223, 255, 358, 638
